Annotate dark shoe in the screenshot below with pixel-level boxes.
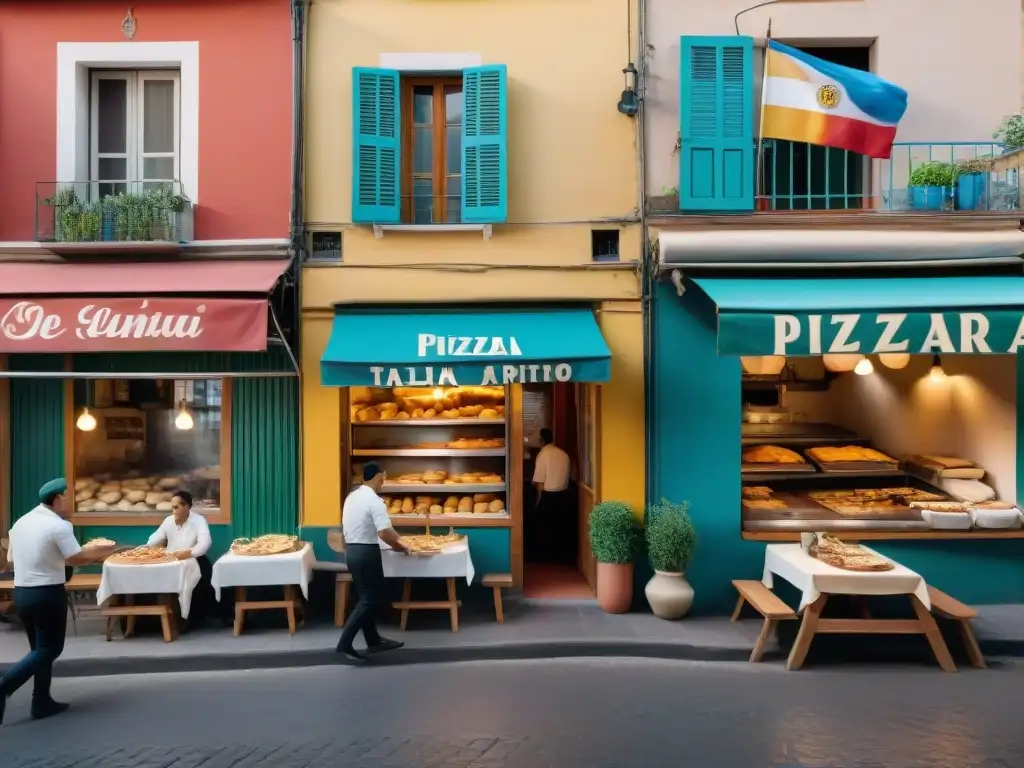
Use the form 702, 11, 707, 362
31, 700, 69, 720
336, 646, 368, 664
367, 638, 404, 654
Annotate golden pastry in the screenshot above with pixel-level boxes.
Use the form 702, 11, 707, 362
444, 496, 460, 509
422, 470, 448, 484
474, 494, 496, 503
742, 445, 805, 464
473, 502, 489, 514
479, 474, 503, 483
458, 497, 473, 513
742, 486, 774, 500
807, 445, 897, 464
424, 409, 437, 419
429, 504, 444, 515
443, 507, 457, 515
479, 408, 500, 419
488, 499, 504, 513
401, 497, 414, 514
742, 498, 787, 510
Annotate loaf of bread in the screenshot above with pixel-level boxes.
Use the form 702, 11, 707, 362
429, 505, 444, 515
156, 501, 173, 512
458, 497, 473, 513
401, 497, 414, 514
124, 490, 147, 503
98, 491, 122, 504
488, 499, 504, 513
473, 502, 489, 514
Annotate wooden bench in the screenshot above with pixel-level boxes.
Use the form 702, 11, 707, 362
233, 585, 304, 636
928, 586, 986, 669
102, 595, 177, 643
312, 557, 351, 627
0, 573, 103, 634
731, 579, 798, 662
481, 573, 513, 623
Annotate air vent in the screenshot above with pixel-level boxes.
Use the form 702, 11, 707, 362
309, 231, 342, 262
591, 229, 620, 262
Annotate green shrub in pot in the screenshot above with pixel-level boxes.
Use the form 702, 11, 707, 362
644, 499, 697, 619
588, 501, 642, 613
908, 161, 955, 189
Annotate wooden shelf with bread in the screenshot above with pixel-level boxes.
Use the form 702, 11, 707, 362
346, 385, 512, 528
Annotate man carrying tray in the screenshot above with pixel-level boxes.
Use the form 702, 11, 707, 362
0, 478, 116, 724
337, 462, 410, 663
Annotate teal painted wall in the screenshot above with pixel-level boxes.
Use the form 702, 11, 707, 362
651, 280, 1024, 614
8, 354, 65, 521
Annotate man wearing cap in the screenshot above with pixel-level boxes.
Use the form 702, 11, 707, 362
336, 462, 409, 662
0, 478, 116, 724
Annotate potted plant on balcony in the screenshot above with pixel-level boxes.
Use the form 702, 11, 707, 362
588, 500, 642, 613
649, 187, 679, 213
644, 499, 697, 620
149, 186, 191, 241
908, 161, 954, 211
953, 158, 992, 211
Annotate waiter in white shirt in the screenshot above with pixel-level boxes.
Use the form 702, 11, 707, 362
531, 429, 573, 562
1, 478, 115, 725
147, 489, 216, 630
336, 462, 409, 663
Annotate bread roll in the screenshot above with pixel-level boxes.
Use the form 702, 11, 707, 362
156, 501, 172, 512
158, 477, 180, 490
75, 489, 96, 503
77, 500, 96, 512
495, 405, 506, 415
395, 411, 410, 420
131, 502, 150, 512
444, 496, 460, 509
414, 503, 430, 515
116, 499, 133, 511
473, 502, 489, 514
100, 482, 120, 493
488, 499, 504, 513
479, 409, 500, 419
457, 497, 473, 513
93, 501, 110, 512
401, 497, 414, 514
424, 409, 437, 419
74, 478, 93, 491
145, 492, 163, 506
479, 474, 503, 483
474, 494, 496, 503
412, 408, 425, 418
356, 407, 380, 422
443, 506, 458, 515
124, 490, 147, 503
99, 491, 121, 504
429, 505, 444, 515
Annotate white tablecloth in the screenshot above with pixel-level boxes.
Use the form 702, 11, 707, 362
96, 559, 202, 619
211, 543, 316, 601
381, 541, 475, 585
762, 543, 930, 611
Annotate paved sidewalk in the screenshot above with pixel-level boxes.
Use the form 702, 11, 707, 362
3, 598, 1024, 676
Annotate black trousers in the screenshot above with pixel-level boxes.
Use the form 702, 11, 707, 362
530, 488, 575, 564
186, 554, 216, 629
337, 544, 384, 650
1, 585, 67, 703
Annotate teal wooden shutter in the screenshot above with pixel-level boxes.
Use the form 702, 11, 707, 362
462, 65, 508, 223
352, 67, 401, 223
679, 36, 754, 211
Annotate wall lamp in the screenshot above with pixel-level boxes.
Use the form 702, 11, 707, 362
617, 63, 639, 116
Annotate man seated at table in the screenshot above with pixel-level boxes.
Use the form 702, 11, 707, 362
146, 490, 216, 631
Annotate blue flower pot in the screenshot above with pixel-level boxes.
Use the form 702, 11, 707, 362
101, 210, 115, 241
909, 185, 951, 211
955, 173, 987, 211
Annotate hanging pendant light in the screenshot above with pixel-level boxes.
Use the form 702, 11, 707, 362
174, 399, 194, 430
854, 356, 874, 376
823, 354, 859, 373
76, 407, 97, 432
929, 354, 947, 382
878, 353, 910, 370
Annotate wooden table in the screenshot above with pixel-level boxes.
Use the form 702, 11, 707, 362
763, 543, 956, 672
233, 585, 305, 636
382, 543, 475, 633
102, 594, 178, 643
392, 577, 461, 632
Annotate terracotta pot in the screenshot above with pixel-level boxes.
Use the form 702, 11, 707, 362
645, 571, 694, 620
596, 562, 634, 613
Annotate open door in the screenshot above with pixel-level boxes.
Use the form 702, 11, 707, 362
575, 383, 599, 591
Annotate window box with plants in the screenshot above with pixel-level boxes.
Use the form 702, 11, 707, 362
644, 499, 697, 620
953, 158, 993, 211
907, 161, 954, 211
43, 185, 192, 244
588, 501, 643, 614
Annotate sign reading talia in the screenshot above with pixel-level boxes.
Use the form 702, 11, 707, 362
0, 298, 269, 353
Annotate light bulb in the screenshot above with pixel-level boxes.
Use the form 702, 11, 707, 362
929, 354, 946, 382
432, 388, 445, 400
878, 353, 910, 370
174, 409, 194, 430
854, 357, 874, 376
76, 408, 97, 432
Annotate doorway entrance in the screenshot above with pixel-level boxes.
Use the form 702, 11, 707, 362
521, 382, 598, 599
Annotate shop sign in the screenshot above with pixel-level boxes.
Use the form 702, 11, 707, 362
370, 363, 574, 387
0, 298, 269, 353
417, 333, 523, 358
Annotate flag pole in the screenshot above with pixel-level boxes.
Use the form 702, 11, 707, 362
754, 18, 772, 209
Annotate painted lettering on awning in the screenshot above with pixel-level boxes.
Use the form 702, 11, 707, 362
370, 363, 574, 387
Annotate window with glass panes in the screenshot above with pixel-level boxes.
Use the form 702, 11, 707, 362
400, 77, 463, 224
91, 70, 180, 198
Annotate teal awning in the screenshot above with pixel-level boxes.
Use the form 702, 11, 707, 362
692, 276, 1024, 356
320, 306, 612, 387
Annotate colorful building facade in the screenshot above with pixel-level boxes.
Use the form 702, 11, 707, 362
0, 1, 299, 555
300, 0, 645, 593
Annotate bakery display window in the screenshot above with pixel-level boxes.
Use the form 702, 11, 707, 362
739, 354, 1019, 537
346, 385, 510, 526
71, 378, 226, 523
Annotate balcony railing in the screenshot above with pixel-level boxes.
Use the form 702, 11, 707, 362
35, 180, 193, 244
758, 141, 1020, 213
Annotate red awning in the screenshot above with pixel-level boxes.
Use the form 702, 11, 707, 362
0, 259, 291, 296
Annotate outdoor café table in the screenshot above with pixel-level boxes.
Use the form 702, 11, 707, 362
212, 543, 315, 635
761, 543, 956, 672
96, 558, 201, 642
382, 540, 476, 632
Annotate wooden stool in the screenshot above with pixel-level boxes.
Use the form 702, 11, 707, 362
731, 579, 797, 662
392, 578, 462, 632
102, 595, 177, 643
233, 585, 304, 636
481, 573, 513, 623
335, 572, 353, 627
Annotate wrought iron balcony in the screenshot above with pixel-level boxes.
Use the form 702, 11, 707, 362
35, 180, 193, 246
651, 142, 1021, 216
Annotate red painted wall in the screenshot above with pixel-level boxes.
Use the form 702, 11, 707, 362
0, 0, 292, 242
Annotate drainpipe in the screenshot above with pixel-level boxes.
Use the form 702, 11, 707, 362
290, 0, 308, 535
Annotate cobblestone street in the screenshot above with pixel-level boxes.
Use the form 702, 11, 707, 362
0, 659, 1021, 767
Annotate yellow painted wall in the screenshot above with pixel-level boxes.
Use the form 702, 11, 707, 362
301, 316, 342, 526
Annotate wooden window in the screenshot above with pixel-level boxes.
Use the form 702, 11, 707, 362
401, 76, 463, 224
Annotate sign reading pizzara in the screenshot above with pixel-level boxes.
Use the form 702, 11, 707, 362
369, 333, 575, 386
772, 312, 1024, 355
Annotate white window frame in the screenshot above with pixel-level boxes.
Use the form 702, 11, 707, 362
58, 42, 198, 204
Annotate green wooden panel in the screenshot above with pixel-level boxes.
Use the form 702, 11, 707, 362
8, 355, 65, 521
71, 349, 294, 374
230, 376, 299, 538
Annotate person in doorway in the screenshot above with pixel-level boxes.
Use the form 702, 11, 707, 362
336, 462, 409, 663
147, 490, 217, 631
0, 478, 116, 724
532, 429, 572, 562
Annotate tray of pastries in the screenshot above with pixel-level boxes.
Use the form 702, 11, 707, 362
808, 487, 945, 516
741, 444, 816, 473
810, 533, 894, 572
741, 485, 788, 510
74, 467, 220, 515
805, 445, 900, 472
384, 470, 505, 491
384, 493, 507, 516
351, 386, 506, 423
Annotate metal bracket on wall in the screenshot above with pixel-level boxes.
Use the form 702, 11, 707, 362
670, 268, 686, 297
372, 224, 493, 241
